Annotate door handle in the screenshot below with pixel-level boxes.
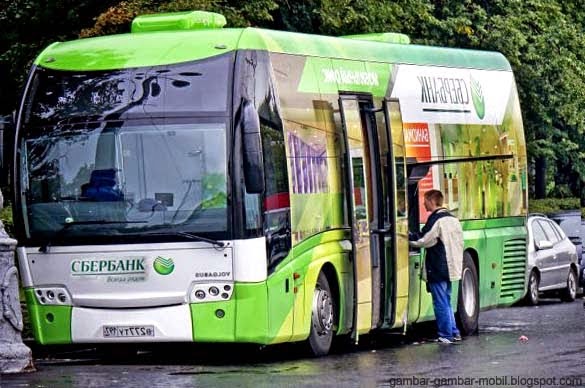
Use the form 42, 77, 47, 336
414, 262, 420, 269
371, 227, 391, 234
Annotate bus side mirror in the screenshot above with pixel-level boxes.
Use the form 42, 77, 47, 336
241, 100, 265, 194
0, 114, 15, 187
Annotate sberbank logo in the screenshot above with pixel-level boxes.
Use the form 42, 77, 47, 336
153, 256, 175, 275
71, 258, 145, 276
470, 76, 485, 119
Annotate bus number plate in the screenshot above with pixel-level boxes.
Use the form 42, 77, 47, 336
102, 325, 155, 338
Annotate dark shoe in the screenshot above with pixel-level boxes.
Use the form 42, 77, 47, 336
453, 335, 462, 342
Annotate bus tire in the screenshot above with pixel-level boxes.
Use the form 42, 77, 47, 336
456, 252, 479, 336
308, 271, 335, 356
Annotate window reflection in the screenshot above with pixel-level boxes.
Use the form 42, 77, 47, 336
23, 122, 228, 241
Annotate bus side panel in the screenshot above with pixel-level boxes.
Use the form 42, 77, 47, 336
234, 283, 269, 344
417, 221, 526, 322
24, 288, 72, 344
280, 230, 352, 341
266, 264, 293, 344
489, 224, 527, 306
191, 299, 236, 342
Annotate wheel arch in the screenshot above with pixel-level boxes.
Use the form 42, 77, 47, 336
303, 256, 347, 338
464, 248, 480, 283
320, 262, 341, 329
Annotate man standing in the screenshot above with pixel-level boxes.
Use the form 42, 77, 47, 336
409, 189, 464, 344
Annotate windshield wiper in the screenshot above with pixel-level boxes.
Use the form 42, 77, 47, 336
39, 220, 147, 253
144, 231, 226, 248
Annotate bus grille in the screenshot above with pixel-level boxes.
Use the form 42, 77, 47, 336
500, 237, 527, 302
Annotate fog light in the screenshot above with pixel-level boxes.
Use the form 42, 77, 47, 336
209, 286, 219, 296
224, 285, 231, 291
221, 293, 229, 299
46, 290, 55, 300
215, 309, 225, 318
58, 293, 67, 303
195, 290, 206, 299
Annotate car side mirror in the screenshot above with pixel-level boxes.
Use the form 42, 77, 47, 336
241, 100, 265, 194
0, 114, 15, 187
535, 240, 553, 250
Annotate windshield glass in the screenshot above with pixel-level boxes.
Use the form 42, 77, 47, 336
20, 121, 228, 243
23, 53, 232, 125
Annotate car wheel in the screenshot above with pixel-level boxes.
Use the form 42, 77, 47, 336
561, 269, 577, 302
525, 270, 540, 306
456, 252, 479, 335
308, 271, 336, 356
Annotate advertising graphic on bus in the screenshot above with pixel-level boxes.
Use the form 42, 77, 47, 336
12, 11, 527, 356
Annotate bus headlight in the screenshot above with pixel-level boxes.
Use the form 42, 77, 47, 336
33, 287, 72, 306
189, 282, 233, 303
208, 286, 219, 296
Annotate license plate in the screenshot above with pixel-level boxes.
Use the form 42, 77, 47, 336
102, 325, 155, 338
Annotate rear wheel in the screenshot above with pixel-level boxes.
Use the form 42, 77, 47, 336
308, 272, 336, 356
456, 252, 479, 335
525, 270, 540, 306
561, 269, 577, 302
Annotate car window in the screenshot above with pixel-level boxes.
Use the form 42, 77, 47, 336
538, 220, 561, 244
531, 220, 548, 243
548, 220, 566, 240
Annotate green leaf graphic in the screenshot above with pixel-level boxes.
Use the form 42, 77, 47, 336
154, 256, 175, 275
471, 76, 485, 119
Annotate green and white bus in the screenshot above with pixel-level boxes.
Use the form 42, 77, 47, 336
10, 11, 528, 356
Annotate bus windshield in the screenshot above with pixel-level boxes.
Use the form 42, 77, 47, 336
20, 121, 228, 244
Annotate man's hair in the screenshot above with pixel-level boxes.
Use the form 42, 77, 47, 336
424, 189, 444, 206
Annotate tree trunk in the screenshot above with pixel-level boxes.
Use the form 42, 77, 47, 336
535, 156, 546, 199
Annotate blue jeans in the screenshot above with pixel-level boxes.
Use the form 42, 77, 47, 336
428, 281, 460, 340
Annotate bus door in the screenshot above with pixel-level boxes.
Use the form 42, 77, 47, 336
380, 99, 412, 327
338, 94, 385, 339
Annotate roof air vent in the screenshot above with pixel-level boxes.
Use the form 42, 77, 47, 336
342, 32, 410, 45
131, 11, 227, 33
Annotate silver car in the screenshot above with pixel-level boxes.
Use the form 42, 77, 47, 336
525, 214, 579, 305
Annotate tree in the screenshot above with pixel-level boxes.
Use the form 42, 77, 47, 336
0, 0, 120, 115
79, 0, 278, 37
3, 0, 585, 202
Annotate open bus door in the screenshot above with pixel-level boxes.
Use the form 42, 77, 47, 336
381, 99, 412, 328
338, 94, 386, 341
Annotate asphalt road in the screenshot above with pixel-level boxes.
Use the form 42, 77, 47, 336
2, 297, 585, 387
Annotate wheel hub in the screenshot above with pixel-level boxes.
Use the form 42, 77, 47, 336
462, 268, 476, 316
312, 287, 333, 336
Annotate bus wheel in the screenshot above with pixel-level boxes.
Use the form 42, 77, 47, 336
308, 272, 335, 356
456, 252, 479, 335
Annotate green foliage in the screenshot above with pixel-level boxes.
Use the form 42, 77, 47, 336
528, 197, 580, 215
0, 0, 119, 114
79, 0, 278, 37
3, 0, 585, 203
0, 203, 13, 237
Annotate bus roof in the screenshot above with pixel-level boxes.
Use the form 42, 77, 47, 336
35, 27, 512, 72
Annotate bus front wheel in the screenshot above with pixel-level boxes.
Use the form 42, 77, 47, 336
456, 252, 479, 335
308, 271, 336, 356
